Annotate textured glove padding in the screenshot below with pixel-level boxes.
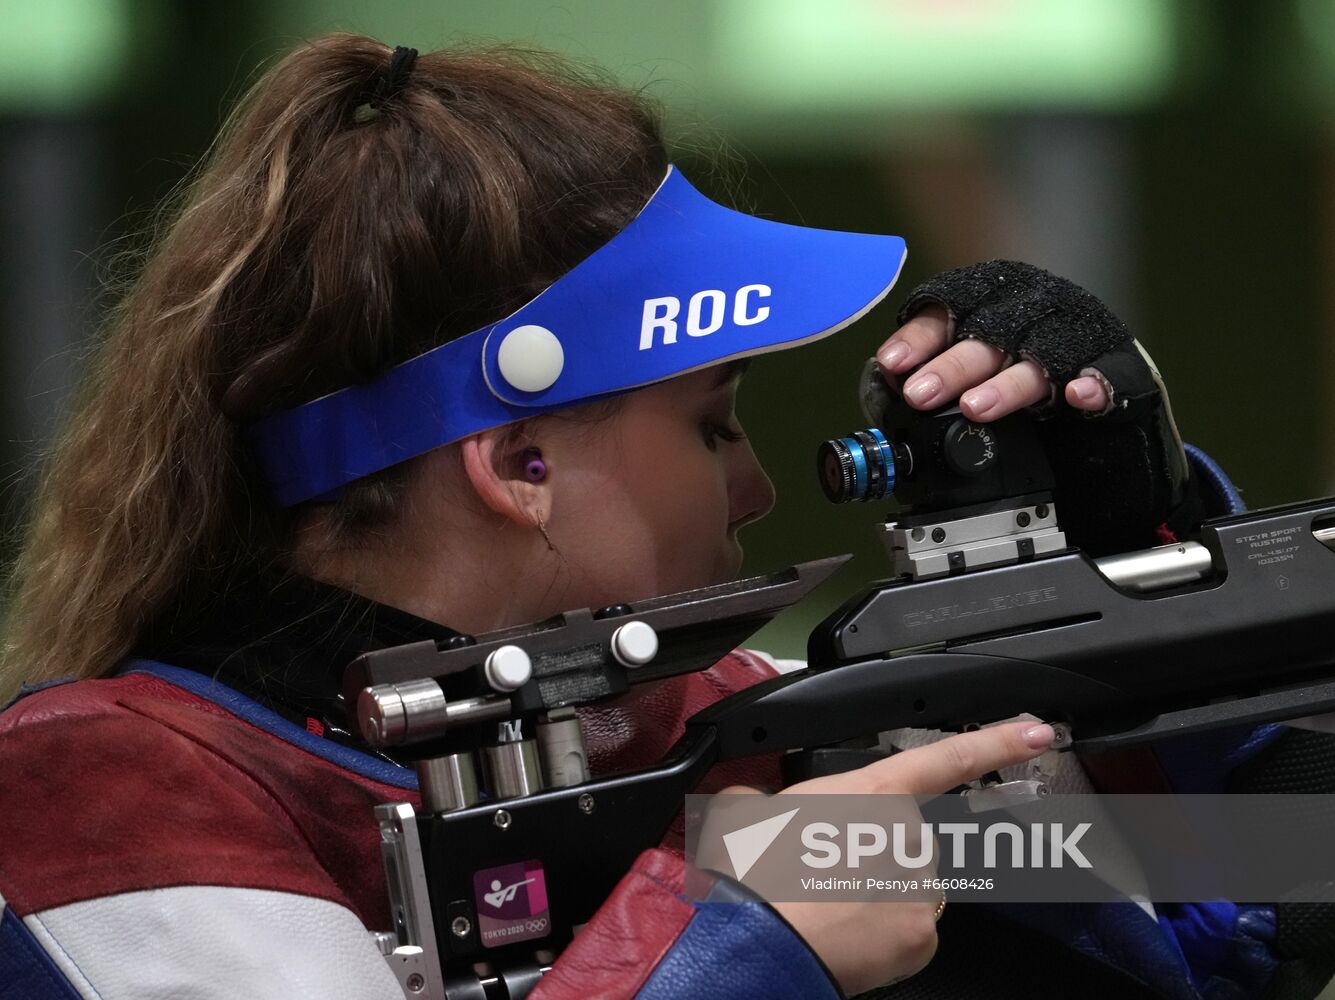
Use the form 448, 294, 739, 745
898, 259, 1131, 387
896, 260, 1194, 556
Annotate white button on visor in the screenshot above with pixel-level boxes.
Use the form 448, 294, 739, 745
495, 325, 565, 393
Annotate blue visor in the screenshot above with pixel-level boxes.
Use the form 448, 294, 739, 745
250, 166, 907, 506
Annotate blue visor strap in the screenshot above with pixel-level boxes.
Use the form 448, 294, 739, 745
249, 167, 907, 506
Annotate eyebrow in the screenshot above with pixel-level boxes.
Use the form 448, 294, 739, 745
711, 358, 752, 389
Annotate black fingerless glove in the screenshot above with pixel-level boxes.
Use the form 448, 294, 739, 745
897, 260, 1197, 556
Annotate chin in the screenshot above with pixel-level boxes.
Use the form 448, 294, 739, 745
657, 545, 743, 595
718, 543, 745, 583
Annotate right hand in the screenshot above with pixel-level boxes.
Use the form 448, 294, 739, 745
756, 721, 1056, 994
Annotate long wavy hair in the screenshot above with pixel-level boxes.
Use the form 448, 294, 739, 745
0, 33, 667, 700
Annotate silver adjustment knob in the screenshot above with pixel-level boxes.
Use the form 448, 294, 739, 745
483, 740, 544, 800
416, 753, 480, 813
537, 708, 590, 787
359, 678, 447, 747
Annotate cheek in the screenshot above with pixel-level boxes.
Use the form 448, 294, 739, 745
632, 442, 734, 589
544, 450, 663, 602
556, 433, 733, 600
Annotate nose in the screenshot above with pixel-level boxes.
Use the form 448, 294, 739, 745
728, 440, 776, 532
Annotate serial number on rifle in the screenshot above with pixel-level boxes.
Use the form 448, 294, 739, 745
902, 587, 1059, 629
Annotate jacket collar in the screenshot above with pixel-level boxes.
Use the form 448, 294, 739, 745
136, 571, 458, 735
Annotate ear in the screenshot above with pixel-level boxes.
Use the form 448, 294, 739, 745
459, 426, 547, 527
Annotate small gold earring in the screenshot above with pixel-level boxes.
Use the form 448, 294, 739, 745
537, 513, 555, 551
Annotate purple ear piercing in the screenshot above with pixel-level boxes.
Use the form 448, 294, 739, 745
522, 448, 547, 483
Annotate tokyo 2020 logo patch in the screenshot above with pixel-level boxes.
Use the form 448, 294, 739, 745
473, 860, 550, 947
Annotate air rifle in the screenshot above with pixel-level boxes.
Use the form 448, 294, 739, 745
349, 402, 1335, 999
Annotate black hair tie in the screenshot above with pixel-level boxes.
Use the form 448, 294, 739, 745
354, 45, 418, 123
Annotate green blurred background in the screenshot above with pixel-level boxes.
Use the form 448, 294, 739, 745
3, 0, 1334, 658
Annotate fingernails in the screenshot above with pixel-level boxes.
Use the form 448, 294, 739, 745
1070, 378, 1100, 404
961, 386, 999, 417
878, 341, 912, 371
1022, 723, 1055, 749
904, 372, 942, 407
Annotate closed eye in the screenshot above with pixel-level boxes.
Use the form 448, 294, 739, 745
703, 421, 747, 451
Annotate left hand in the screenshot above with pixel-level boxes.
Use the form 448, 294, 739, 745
876, 303, 1111, 421
870, 260, 1194, 556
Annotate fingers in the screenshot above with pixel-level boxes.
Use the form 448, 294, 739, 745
901, 339, 1008, 411
1066, 376, 1109, 413
858, 721, 1055, 797
876, 305, 951, 374
716, 785, 764, 796
879, 305, 1111, 419
958, 360, 1050, 421
910, 355, 1107, 420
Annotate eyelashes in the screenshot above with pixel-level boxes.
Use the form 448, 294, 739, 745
702, 420, 747, 450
